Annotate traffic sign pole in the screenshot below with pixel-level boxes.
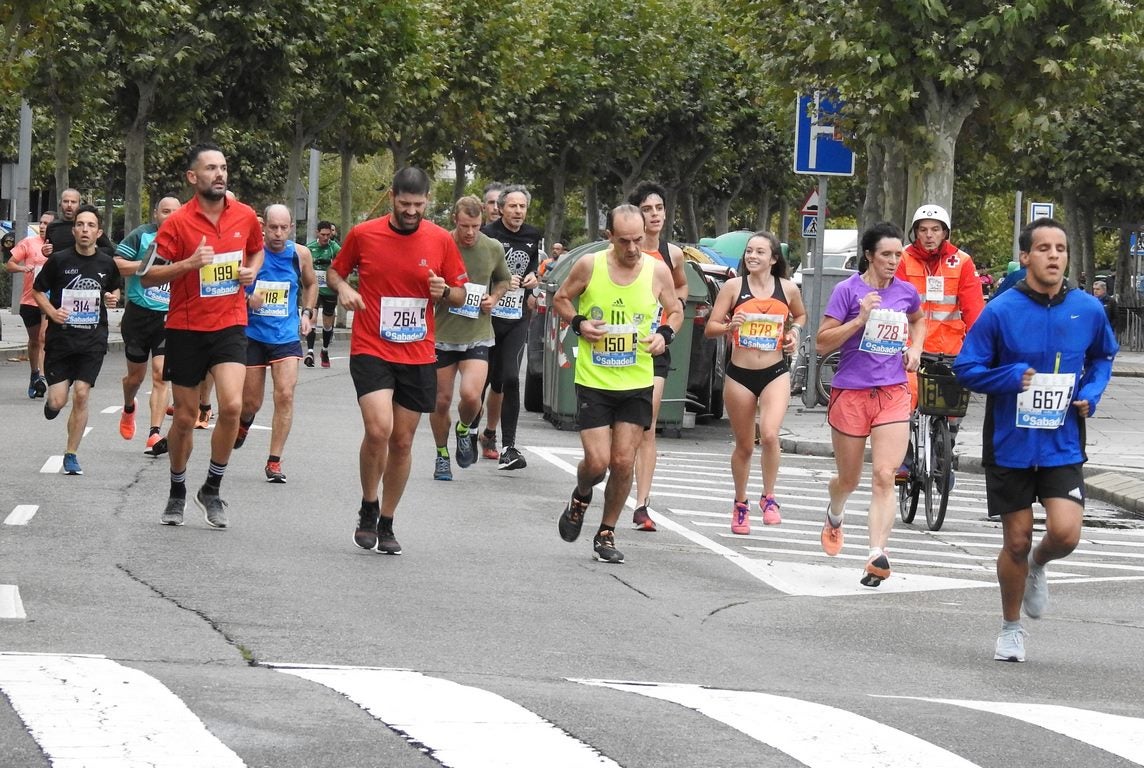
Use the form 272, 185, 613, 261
803, 175, 828, 408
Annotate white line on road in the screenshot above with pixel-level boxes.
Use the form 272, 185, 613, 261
0, 653, 245, 767
577, 680, 981, 768
879, 697, 1144, 765
272, 664, 619, 767
40, 456, 62, 474
4, 505, 38, 525
0, 586, 26, 619
100, 405, 121, 414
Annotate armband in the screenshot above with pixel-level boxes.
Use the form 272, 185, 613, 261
571, 314, 587, 336
656, 326, 676, 346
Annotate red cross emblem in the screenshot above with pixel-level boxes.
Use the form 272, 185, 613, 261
945, 253, 960, 269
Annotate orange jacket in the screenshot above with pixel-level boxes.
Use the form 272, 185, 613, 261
896, 240, 984, 355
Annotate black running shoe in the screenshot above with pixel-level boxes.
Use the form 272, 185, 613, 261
593, 530, 625, 564
303, 349, 315, 368
559, 495, 589, 542
376, 515, 402, 555
145, 436, 169, 457
234, 424, 249, 449
354, 507, 379, 550
498, 446, 527, 471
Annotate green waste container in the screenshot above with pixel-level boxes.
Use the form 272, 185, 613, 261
540, 243, 710, 437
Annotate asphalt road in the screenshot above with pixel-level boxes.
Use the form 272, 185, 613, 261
1, 351, 1143, 768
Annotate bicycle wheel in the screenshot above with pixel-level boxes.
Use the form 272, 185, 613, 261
925, 417, 953, 531
815, 350, 840, 405
898, 428, 919, 523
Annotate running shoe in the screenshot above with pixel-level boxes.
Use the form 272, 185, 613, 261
860, 552, 892, 587
195, 407, 212, 430
62, 453, 83, 476
375, 515, 402, 555
593, 530, 625, 564
559, 494, 589, 542
195, 488, 228, 529
1023, 552, 1048, 619
731, 501, 751, 535
354, 506, 379, 550
454, 424, 476, 468
26, 378, 37, 399
265, 461, 286, 483
119, 402, 136, 440
760, 495, 782, 526
821, 516, 844, 556
161, 496, 185, 526
434, 454, 453, 481
994, 627, 1029, 662
480, 431, 498, 460
145, 435, 168, 456
320, 349, 331, 369
632, 504, 656, 532
304, 349, 315, 368
234, 424, 249, 449
498, 446, 527, 471
33, 376, 47, 398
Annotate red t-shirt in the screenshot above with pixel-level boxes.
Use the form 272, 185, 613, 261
332, 216, 468, 364
155, 195, 263, 332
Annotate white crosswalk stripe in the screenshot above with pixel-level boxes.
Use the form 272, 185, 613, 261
529, 446, 1144, 596
2, 655, 1142, 766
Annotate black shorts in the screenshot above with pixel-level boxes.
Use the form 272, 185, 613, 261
576, 384, 654, 430
121, 302, 167, 363
246, 338, 303, 367
984, 463, 1086, 517
163, 326, 248, 388
436, 346, 491, 368
653, 347, 672, 379
19, 304, 43, 328
726, 359, 790, 398
44, 347, 106, 387
318, 293, 338, 316
350, 354, 436, 413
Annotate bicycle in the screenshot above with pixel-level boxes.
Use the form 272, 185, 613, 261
897, 353, 969, 531
788, 334, 840, 406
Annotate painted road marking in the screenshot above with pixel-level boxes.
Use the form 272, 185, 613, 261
4, 505, 38, 525
40, 456, 63, 474
0, 586, 26, 619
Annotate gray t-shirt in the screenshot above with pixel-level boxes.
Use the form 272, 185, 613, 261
434, 232, 512, 347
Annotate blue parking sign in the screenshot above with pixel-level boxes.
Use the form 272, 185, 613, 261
793, 93, 855, 176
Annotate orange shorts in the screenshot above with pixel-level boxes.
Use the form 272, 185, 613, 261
827, 384, 911, 438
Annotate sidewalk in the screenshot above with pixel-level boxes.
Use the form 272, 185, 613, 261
779, 350, 1144, 518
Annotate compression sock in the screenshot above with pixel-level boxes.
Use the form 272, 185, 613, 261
170, 469, 187, 500
204, 461, 226, 493
322, 329, 334, 348
306, 329, 316, 349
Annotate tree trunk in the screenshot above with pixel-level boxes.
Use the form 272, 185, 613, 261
1063, 189, 1082, 286
662, 185, 679, 240
123, 78, 158, 233
388, 135, 411, 173
714, 198, 731, 235
545, 167, 567, 250
339, 146, 354, 237
882, 137, 907, 229
680, 188, 698, 243
861, 136, 885, 233
779, 199, 790, 244
1080, 202, 1097, 291
910, 84, 976, 214
452, 145, 467, 202
585, 182, 600, 241
283, 122, 307, 211
52, 105, 71, 198
755, 189, 771, 231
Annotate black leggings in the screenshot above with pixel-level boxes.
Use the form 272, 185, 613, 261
486, 317, 528, 447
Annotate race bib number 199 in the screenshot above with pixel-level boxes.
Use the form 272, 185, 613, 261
200, 251, 242, 297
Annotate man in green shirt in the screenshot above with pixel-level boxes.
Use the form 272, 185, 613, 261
305, 220, 341, 368
430, 196, 512, 480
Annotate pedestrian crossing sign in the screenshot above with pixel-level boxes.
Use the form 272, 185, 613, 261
802, 215, 818, 238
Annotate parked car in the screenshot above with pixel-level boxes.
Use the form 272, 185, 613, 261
686, 260, 735, 419
793, 228, 859, 286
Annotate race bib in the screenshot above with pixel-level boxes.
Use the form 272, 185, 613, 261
252, 280, 290, 318
925, 275, 945, 302
199, 251, 242, 297
1016, 373, 1075, 430
143, 283, 170, 306
491, 288, 525, 320
591, 323, 638, 367
380, 297, 428, 343
738, 312, 786, 351
859, 309, 908, 356
448, 282, 485, 319
315, 269, 327, 289
61, 288, 100, 326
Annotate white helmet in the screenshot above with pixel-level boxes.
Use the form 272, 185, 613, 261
910, 204, 951, 239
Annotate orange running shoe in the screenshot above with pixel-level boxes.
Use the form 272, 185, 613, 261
821, 517, 844, 556
860, 552, 892, 587
119, 402, 136, 440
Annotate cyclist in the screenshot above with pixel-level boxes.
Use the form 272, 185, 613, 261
895, 204, 984, 483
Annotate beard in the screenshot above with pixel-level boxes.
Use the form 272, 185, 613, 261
202, 186, 226, 202
392, 211, 422, 233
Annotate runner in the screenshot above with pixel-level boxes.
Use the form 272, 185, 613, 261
429, 195, 511, 481
552, 204, 681, 563
327, 167, 469, 555
31, 205, 123, 475
304, 219, 340, 368
234, 204, 318, 483
141, 143, 264, 529
627, 181, 689, 531
705, 231, 807, 534
479, 184, 541, 470
953, 217, 1117, 662
5, 210, 54, 398
114, 194, 182, 455
816, 222, 924, 586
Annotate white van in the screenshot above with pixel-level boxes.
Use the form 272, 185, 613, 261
793, 228, 858, 286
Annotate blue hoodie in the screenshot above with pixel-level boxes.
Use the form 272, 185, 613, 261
954, 280, 1118, 468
